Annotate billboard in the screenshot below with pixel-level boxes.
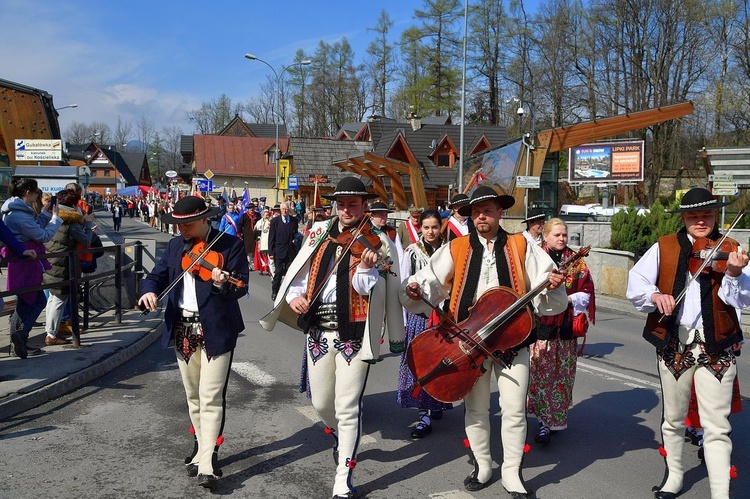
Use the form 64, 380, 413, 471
568, 140, 644, 183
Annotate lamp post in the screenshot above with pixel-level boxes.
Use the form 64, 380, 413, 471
55, 104, 78, 111
245, 53, 312, 203
509, 98, 535, 218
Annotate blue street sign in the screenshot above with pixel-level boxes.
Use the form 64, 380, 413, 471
288, 175, 299, 190
195, 179, 213, 192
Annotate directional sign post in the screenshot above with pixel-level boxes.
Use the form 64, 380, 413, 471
712, 181, 738, 196
15, 139, 62, 161
516, 175, 541, 189
195, 179, 213, 192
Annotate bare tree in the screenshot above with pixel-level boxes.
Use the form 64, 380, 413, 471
136, 115, 155, 154
114, 116, 133, 150
365, 10, 398, 117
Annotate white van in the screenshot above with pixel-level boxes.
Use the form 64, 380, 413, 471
559, 204, 594, 221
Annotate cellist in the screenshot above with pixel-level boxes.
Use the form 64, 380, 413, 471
399, 186, 567, 498
138, 196, 249, 489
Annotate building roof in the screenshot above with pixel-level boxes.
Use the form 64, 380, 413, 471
192, 135, 285, 178
289, 138, 372, 188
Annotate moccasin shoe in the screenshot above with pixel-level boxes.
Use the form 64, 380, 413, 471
45, 336, 70, 346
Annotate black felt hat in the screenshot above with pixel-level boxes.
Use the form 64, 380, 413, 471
522, 208, 546, 224
669, 187, 733, 213
368, 201, 393, 213
448, 194, 470, 209
322, 177, 378, 201
458, 186, 515, 217
160, 196, 220, 224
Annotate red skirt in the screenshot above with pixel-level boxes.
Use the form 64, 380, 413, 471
253, 246, 269, 273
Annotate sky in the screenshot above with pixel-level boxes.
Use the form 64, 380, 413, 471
1, 0, 427, 139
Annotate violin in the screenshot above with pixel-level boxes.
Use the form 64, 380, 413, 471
689, 237, 739, 275
181, 240, 246, 289
406, 246, 590, 403
329, 215, 395, 276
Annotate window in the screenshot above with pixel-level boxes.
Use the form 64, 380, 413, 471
104, 170, 111, 177
269, 150, 278, 164
437, 154, 451, 167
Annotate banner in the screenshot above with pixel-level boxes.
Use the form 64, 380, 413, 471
568, 141, 644, 183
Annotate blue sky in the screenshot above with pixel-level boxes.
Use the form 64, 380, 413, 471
1, 0, 425, 137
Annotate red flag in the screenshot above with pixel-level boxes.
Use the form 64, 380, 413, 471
476, 171, 486, 182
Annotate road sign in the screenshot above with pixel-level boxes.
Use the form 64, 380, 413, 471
165, 170, 178, 178
516, 175, 540, 189
709, 173, 733, 182
309, 174, 329, 183
195, 179, 213, 192
203, 169, 214, 180
278, 159, 290, 190
712, 181, 738, 196
288, 175, 299, 190
15, 139, 62, 161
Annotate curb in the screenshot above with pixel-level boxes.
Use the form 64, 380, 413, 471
0, 324, 162, 421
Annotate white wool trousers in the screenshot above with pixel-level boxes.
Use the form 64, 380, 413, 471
464, 351, 530, 494
307, 330, 370, 497
656, 343, 735, 499
176, 346, 233, 477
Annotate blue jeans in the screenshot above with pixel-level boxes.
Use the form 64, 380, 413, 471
10, 291, 48, 344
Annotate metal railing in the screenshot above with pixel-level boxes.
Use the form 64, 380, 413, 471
0, 240, 145, 347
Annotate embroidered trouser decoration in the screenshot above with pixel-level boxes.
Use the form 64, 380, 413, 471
306, 330, 369, 497
464, 351, 529, 494
656, 342, 736, 499
175, 335, 233, 478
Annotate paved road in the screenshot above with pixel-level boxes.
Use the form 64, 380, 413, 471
1, 213, 749, 498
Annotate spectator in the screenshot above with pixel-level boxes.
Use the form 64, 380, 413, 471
2, 177, 62, 358
42, 189, 95, 346
267, 201, 298, 300
112, 200, 124, 232
218, 203, 241, 237
397, 205, 424, 249
238, 203, 257, 269
254, 208, 271, 275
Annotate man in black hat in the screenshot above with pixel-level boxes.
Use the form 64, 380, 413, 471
399, 186, 567, 497
261, 177, 404, 499
521, 208, 545, 245
138, 196, 249, 489
627, 187, 750, 499
443, 193, 473, 242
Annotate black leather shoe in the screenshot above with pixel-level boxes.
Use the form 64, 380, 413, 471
464, 472, 486, 492
10, 333, 27, 359
411, 421, 432, 438
508, 492, 533, 499
652, 487, 678, 498
186, 464, 198, 477
197, 474, 218, 488
534, 424, 551, 445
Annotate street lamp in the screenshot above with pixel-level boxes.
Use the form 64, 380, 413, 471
509, 97, 535, 218
244, 53, 312, 203
55, 104, 78, 111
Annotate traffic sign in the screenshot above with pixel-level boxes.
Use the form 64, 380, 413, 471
203, 170, 214, 180
195, 179, 213, 192
712, 182, 738, 196
288, 175, 299, 190
15, 139, 62, 161
516, 175, 540, 189
709, 173, 733, 182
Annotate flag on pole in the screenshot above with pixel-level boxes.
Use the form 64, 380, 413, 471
243, 187, 250, 208
221, 186, 227, 202
231, 187, 237, 201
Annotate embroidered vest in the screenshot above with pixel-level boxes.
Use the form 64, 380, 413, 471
447, 231, 528, 322
643, 232, 743, 354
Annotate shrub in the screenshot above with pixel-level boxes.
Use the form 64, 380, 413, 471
610, 200, 682, 253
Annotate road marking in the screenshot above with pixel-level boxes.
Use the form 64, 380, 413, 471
578, 360, 661, 389
430, 490, 475, 498
296, 406, 377, 445
232, 362, 276, 387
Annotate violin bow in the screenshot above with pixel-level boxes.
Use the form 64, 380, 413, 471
659, 209, 745, 322
141, 226, 230, 315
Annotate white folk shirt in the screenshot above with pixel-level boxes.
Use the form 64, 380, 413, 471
522, 230, 542, 245
286, 224, 379, 306
626, 236, 750, 333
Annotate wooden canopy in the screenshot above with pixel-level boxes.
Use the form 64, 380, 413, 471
332, 152, 428, 211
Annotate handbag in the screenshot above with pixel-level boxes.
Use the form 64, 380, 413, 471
572, 312, 589, 338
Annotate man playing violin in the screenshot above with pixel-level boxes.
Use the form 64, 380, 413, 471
627, 187, 750, 499
399, 186, 567, 498
260, 177, 404, 499
138, 196, 248, 489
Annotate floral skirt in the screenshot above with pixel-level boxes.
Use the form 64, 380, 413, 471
396, 311, 452, 412
527, 338, 578, 430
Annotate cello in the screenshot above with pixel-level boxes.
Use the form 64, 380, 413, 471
406, 246, 590, 403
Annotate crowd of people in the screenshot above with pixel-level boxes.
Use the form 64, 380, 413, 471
110, 178, 746, 499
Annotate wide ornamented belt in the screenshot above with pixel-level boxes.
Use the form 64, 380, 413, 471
315, 303, 338, 331
176, 308, 200, 323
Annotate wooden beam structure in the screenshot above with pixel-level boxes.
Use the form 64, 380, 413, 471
505, 102, 695, 217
